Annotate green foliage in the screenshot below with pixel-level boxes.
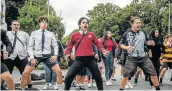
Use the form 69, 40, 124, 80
62, 29, 79, 45
87, 0, 172, 41
5, 0, 65, 39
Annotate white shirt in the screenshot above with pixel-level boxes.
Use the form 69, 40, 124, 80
7, 30, 30, 60
28, 29, 58, 59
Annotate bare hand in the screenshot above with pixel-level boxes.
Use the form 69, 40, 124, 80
160, 60, 164, 65
127, 46, 134, 52
3, 51, 9, 59
94, 54, 99, 60
146, 40, 155, 46
65, 54, 71, 62
50, 56, 57, 63
102, 50, 108, 57
71, 53, 75, 60
30, 59, 37, 67
114, 58, 117, 61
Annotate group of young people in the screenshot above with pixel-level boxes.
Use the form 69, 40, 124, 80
1, 16, 172, 90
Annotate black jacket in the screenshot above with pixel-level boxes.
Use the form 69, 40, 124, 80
1, 29, 12, 57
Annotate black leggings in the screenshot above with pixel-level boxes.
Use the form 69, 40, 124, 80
149, 58, 160, 86
64, 56, 103, 90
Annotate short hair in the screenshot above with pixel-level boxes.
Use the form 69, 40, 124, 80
130, 16, 141, 24
11, 20, 19, 25
78, 17, 89, 26
38, 16, 48, 23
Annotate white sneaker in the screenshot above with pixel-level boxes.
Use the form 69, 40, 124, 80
106, 81, 112, 86
88, 83, 92, 88
92, 83, 97, 87
125, 84, 129, 88
43, 83, 50, 90
150, 87, 156, 91
127, 82, 133, 88
109, 81, 113, 86
53, 83, 59, 90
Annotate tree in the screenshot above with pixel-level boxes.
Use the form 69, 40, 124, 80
87, 3, 121, 40
5, 0, 25, 30
18, 0, 65, 39
62, 29, 79, 45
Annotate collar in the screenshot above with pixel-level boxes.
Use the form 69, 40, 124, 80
79, 30, 87, 35
12, 30, 19, 33
38, 29, 47, 32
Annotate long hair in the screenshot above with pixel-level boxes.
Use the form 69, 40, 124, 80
104, 31, 112, 41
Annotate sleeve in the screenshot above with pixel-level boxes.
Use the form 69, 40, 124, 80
2, 30, 12, 55
25, 32, 30, 51
92, 33, 105, 52
93, 44, 98, 55
65, 34, 74, 55
119, 32, 127, 46
51, 32, 58, 56
115, 46, 121, 59
28, 31, 35, 59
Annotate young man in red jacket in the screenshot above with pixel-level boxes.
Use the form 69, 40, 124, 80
64, 17, 107, 90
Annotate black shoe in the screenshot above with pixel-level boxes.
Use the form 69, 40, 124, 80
145, 76, 149, 81
133, 82, 137, 86
170, 76, 172, 81
72, 82, 76, 87
112, 78, 117, 81
80, 86, 86, 90
15, 87, 24, 90
1, 85, 7, 90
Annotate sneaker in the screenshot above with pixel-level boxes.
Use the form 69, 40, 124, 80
150, 87, 156, 91
159, 82, 163, 86
106, 81, 112, 86
109, 81, 113, 85
111, 77, 117, 81
88, 83, 92, 88
43, 83, 50, 90
127, 82, 133, 88
72, 82, 76, 87
80, 84, 86, 90
52, 83, 59, 90
133, 82, 137, 87
125, 85, 129, 88
92, 83, 97, 87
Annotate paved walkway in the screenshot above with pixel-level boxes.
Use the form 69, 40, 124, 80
11, 66, 172, 90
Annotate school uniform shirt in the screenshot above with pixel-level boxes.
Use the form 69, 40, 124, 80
28, 29, 58, 59
65, 31, 104, 57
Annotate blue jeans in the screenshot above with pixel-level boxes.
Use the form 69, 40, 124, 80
103, 52, 114, 81
44, 64, 56, 83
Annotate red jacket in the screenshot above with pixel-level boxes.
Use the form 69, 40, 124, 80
65, 32, 105, 56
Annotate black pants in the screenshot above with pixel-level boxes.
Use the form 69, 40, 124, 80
64, 56, 103, 90
5, 56, 28, 74
149, 58, 160, 86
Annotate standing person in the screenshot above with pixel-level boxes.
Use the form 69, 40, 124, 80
1, 29, 15, 90
100, 31, 117, 86
119, 16, 160, 90
148, 30, 164, 89
43, 33, 63, 90
19, 16, 62, 90
64, 17, 107, 90
159, 35, 169, 86
4, 20, 33, 89
161, 34, 172, 82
